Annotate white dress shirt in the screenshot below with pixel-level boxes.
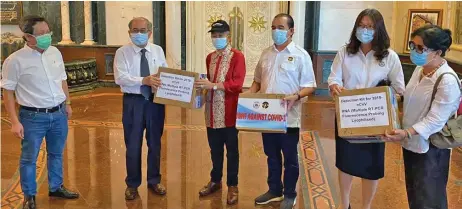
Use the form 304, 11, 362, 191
402, 63, 461, 153
1, 45, 67, 108
328, 45, 405, 94
113, 43, 168, 94
254, 42, 317, 128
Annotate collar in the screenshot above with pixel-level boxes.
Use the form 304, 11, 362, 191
214, 45, 232, 56
131, 43, 152, 54
24, 44, 45, 55
272, 41, 295, 53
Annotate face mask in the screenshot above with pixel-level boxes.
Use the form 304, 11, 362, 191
212, 38, 227, 50
272, 29, 288, 46
410, 49, 436, 66
355, 27, 374, 44
131, 33, 149, 46
35, 33, 52, 50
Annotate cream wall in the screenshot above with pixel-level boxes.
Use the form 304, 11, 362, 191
318, 1, 394, 51
105, 1, 153, 46
393, 1, 462, 63
318, 1, 461, 63
1, 25, 22, 36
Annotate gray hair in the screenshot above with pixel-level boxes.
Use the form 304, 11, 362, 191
128, 17, 153, 31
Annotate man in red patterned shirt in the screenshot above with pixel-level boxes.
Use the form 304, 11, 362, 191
194, 20, 246, 205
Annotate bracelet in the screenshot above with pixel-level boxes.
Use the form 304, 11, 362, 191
65, 100, 71, 105
404, 129, 412, 139
296, 93, 301, 101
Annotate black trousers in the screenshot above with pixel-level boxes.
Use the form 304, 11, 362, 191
403, 144, 451, 209
122, 94, 165, 188
207, 127, 239, 186
262, 128, 300, 198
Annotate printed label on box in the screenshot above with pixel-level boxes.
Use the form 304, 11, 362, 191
156, 72, 195, 103
338, 92, 390, 129
236, 98, 287, 131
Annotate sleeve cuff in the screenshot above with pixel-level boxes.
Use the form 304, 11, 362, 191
300, 82, 317, 88
412, 123, 430, 140
0, 80, 17, 90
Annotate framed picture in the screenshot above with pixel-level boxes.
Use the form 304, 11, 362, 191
1, 1, 23, 25
404, 9, 443, 53
104, 53, 115, 75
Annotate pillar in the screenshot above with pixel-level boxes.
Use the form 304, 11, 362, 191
81, 1, 96, 45
165, 1, 182, 69
289, 1, 306, 47
58, 1, 75, 44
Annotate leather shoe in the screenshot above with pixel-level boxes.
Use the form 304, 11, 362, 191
148, 184, 166, 196
125, 187, 139, 200
199, 181, 222, 197
49, 185, 79, 199
22, 196, 36, 209
227, 186, 238, 205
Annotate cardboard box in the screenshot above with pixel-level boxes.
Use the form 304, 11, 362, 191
236, 93, 287, 133
154, 67, 205, 109
335, 86, 401, 139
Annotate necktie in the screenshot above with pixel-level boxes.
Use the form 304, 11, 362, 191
140, 49, 151, 100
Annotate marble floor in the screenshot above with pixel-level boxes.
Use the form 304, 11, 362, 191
1, 87, 461, 209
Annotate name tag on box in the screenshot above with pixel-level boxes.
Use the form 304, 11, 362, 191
236, 93, 287, 133
335, 86, 401, 141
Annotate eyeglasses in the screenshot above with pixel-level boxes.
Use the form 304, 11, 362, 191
28, 31, 53, 37
358, 24, 374, 30
409, 41, 431, 54
130, 29, 149, 34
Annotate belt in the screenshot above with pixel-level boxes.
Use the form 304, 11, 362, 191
20, 103, 64, 113
123, 93, 154, 100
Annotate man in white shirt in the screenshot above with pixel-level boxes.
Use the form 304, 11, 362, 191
113, 17, 168, 200
248, 13, 316, 209
1, 15, 79, 209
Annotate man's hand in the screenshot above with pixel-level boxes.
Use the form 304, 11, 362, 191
194, 79, 215, 90
329, 84, 344, 97
283, 94, 299, 110
66, 105, 73, 118
11, 122, 24, 139
142, 75, 162, 90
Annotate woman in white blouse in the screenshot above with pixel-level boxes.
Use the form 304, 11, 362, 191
384, 25, 459, 209
328, 9, 405, 209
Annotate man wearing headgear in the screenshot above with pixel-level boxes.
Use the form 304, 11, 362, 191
113, 17, 168, 200
195, 20, 246, 205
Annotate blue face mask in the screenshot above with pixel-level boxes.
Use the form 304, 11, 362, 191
212, 38, 227, 50
355, 27, 375, 44
272, 29, 288, 46
410, 49, 431, 66
131, 33, 149, 46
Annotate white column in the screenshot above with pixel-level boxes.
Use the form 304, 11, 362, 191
289, 1, 306, 47
58, 1, 75, 45
81, 1, 96, 45
165, 1, 182, 69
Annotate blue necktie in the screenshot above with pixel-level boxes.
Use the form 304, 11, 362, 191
140, 49, 151, 100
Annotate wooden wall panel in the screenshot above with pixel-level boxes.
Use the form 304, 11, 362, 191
56, 45, 120, 81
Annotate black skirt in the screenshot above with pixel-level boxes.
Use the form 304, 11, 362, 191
334, 120, 385, 180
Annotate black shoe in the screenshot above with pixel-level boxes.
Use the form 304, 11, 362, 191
49, 185, 79, 199
280, 197, 296, 209
125, 187, 139, 200
22, 196, 36, 209
255, 191, 284, 205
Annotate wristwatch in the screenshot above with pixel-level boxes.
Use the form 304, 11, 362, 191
65, 100, 71, 105
213, 85, 217, 90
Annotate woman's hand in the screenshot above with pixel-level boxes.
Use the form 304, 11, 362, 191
329, 84, 345, 97
382, 129, 407, 142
